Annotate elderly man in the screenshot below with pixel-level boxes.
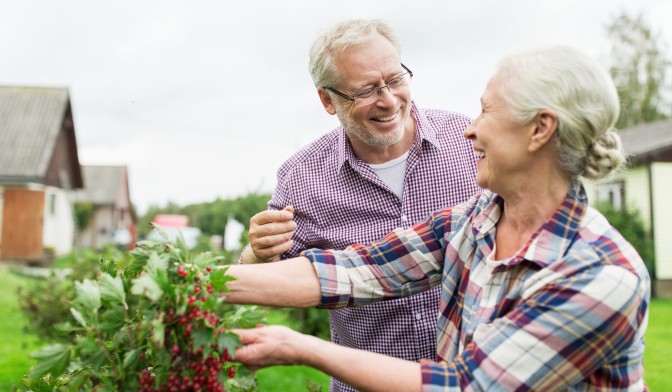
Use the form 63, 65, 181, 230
240, 19, 478, 391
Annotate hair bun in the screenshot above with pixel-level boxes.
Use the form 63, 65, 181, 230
584, 129, 625, 180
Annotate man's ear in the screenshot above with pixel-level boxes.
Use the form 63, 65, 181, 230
317, 87, 337, 115
529, 109, 559, 152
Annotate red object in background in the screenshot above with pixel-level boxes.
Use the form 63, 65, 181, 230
153, 214, 189, 228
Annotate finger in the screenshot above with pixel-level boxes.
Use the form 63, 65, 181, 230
252, 230, 295, 249
249, 220, 297, 238
252, 240, 293, 260
250, 209, 294, 226
283, 205, 295, 214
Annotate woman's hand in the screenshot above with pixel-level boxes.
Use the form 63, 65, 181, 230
232, 325, 310, 371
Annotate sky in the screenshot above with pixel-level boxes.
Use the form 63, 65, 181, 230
1, 0, 671, 215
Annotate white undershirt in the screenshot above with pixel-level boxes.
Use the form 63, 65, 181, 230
368, 151, 409, 199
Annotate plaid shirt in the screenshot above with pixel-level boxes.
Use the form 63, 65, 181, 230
270, 102, 479, 391
304, 183, 650, 391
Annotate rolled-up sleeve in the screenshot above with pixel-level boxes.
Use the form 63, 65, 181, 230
302, 209, 450, 308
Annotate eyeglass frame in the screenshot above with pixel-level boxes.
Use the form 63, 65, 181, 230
323, 63, 413, 105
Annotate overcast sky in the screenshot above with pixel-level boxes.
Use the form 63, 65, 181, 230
2, 0, 671, 214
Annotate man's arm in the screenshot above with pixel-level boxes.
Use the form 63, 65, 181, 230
239, 206, 296, 264
225, 256, 321, 308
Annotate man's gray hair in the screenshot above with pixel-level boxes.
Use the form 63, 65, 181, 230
308, 19, 401, 89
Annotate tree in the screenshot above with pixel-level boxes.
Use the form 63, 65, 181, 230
606, 12, 672, 128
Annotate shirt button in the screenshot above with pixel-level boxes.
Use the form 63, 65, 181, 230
415, 312, 422, 320
401, 214, 408, 222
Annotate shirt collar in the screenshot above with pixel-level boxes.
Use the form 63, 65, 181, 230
476, 181, 588, 269
521, 181, 587, 268
335, 101, 438, 171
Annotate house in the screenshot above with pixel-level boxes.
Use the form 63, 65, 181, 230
0, 85, 83, 263
74, 165, 136, 250
584, 118, 672, 297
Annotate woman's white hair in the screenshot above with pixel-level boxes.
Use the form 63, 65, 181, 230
308, 19, 401, 89
496, 45, 625, 180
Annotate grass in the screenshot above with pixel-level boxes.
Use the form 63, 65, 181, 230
255, 308, 331, 391
643, 298, 672, 391
0, 262, 668, 391
0, 264, 43, 391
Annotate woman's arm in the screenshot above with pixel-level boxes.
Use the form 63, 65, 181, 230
234, 326, 421, 392
225, 257, 321, 308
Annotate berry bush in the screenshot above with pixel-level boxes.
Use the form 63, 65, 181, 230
20, 227, 264, 391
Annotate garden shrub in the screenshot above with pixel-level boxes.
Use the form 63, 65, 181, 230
18, 228, 265, 392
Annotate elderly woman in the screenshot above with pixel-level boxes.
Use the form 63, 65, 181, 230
225, 46, 650, 391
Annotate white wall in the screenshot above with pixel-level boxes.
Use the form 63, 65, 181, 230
42, 186, 75, 256
0, 186, 4, 251
652, 163, 672, 279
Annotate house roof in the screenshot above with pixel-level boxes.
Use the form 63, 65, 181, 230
77, 165, 127, 205
0, 85, 82, 186
618, 118, 672, 164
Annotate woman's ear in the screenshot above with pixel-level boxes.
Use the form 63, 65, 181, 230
529, 109, 559, 152
317, 87, 337, 115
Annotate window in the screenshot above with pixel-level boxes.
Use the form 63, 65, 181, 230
595, 181, 625, 210
49, 194, 57, 215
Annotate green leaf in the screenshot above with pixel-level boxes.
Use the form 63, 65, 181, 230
131, 274, 163, 302
70, 307, 87, 328
75, 279, 101, 314
29, 344, 71, 379
100, 274, 127, 308
122, 349, 139, 370
99, 257, 118, 276
192, 327, 213, 351
193, 252, 224, 268
55, 321, 84, 333
99, 306, 126, 332
76, 337, 108, 369
217, 331, 241, 357
76, 336, 102, 357
21, 376, 57, 392
227, 305, 267, 329
151, 318, 165, 348
146, 251, 169, 276
125, 252, 149, 278
152, 224, 171, 242
210, 267, 235, 292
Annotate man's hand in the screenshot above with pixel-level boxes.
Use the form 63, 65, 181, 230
241, 206, 296, 264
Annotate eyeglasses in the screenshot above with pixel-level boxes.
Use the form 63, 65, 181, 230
324, 63, 413, 107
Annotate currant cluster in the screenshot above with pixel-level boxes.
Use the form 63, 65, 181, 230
138, 263, 239, 391
138, 351, 235, 392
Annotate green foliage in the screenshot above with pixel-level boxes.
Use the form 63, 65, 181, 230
73, 201, 94, 231
288, 309, 331, 341
17, 250, 103, 343
18, 228, 265, 391
606, 12, 672, 128
137, 192, 272, 248
595, 202, 655, 279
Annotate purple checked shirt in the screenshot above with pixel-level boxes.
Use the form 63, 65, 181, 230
304, 183, 650, 391
269, 102, 479, 391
